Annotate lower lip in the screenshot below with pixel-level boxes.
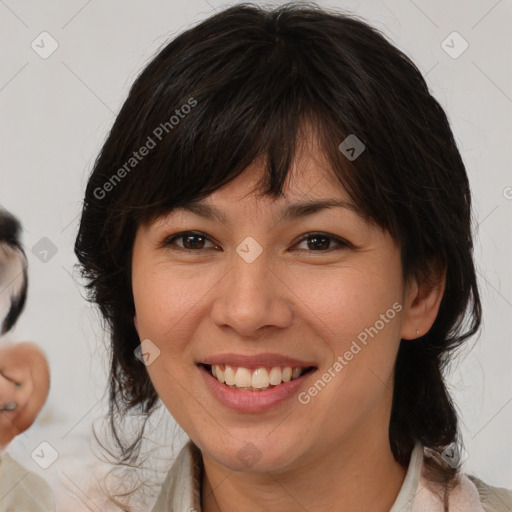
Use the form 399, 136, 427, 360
198, 364, 316, 413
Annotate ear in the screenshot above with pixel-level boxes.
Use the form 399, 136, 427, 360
400, 263, 446, 340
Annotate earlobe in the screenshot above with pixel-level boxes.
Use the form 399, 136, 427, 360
400, 266, 446, 340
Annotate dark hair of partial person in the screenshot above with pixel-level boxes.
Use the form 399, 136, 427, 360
0, 207, 28, 335
74, 2, 481, 508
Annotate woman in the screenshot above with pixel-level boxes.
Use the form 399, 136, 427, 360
74, 3, 512, 511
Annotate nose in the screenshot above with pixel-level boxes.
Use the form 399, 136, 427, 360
210, 249, 293, 337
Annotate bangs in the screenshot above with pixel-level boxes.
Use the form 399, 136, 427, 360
82, 2, 448, 277
95, 9, 396, 237
130, 111, 362, 228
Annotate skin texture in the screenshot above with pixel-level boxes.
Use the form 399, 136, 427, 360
0, 342, 50, 449
131, 140, 445, 512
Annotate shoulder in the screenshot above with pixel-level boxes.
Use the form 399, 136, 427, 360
466, 474, 512, 512
0, 453, 55, 511
417, 447, 512, 512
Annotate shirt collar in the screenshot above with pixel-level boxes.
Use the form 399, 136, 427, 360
389, 441, 424, 512
151, 440, 203, 512
151, 440, 425, 512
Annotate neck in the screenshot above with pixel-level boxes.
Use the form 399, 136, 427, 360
201, 429, 408, 512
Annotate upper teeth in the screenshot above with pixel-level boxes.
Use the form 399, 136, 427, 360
211, 365, 305, 389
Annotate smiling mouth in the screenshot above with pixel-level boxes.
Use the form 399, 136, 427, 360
199, 363, 316, 392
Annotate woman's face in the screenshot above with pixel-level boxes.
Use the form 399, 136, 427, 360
131, 143, 434, 473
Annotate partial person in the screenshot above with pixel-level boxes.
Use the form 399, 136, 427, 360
0, 207, 54, 511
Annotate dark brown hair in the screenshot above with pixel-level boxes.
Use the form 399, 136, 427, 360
74, 2, 481, 506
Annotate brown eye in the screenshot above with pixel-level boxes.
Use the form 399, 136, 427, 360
163, 231, 217, 252
295, 233, 350, 252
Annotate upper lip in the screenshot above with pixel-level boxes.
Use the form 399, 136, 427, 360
198, 353, 317, 370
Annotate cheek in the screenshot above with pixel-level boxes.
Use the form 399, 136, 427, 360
298, 285, 403, 442
131, 263, 214, 416
291, 261, 403, 341
293, 262, 403, 407
132, 263, 206, 341
132, 268, 212, 433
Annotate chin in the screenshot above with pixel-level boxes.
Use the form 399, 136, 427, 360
202, 431, 308, 473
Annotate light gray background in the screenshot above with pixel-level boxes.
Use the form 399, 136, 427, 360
1, 0, 511, 509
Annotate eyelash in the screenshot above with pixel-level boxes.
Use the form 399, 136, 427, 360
161, 231, 352, 254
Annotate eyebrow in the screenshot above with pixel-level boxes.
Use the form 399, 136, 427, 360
173, 199, 363, 226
